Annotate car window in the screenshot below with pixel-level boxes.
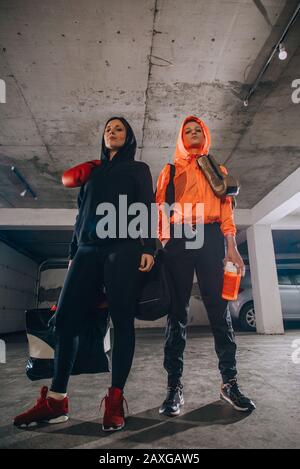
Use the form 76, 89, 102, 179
288, 270, 300, 286
277, 270, 293, 285
245, 268, 300, 286
294, 275, 300, 286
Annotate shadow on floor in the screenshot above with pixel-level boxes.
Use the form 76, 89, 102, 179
5, 400, 251, 449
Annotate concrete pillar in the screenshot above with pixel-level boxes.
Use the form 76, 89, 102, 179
246, 224, 284, 335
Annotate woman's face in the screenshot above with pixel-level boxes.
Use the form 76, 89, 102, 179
104, 119, 127, 151
183, 121, 204, 150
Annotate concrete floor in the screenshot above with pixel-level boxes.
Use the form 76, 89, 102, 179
0, 327, 300, 449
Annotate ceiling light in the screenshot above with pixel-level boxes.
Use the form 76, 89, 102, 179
278, 43, 288, 60
11, 166, 38, 200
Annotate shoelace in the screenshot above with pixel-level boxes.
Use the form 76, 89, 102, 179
28, 386, 49, 413
100, 395, 129, 417
228, 381, 245, 400
166, 384, 183, 403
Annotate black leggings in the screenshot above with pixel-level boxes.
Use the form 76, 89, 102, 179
51, 241, 142, 393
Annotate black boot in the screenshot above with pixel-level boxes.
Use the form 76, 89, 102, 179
220, 379, 256, 412
159, 380, 184, 417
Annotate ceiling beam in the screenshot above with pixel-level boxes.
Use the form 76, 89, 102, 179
251, 167, 300, 225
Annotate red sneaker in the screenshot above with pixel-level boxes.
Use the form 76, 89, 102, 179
101, 387, 128, 432
13, 386, 69, 427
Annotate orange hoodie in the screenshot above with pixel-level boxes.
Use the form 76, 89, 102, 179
156, 115, 237, 241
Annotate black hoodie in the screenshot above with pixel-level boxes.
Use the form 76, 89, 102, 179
69, 117, 156, 259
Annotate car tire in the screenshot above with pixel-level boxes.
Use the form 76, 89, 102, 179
239, 302, 256, 332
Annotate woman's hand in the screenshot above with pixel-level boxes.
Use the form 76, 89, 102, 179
139, 254, 155, 272
224, 234, 245, 277
223, 247, 245, 277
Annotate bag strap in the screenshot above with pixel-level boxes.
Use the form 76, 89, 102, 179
165, 163, 175, 207
206, 154, 226, 181
162, 162, 236, 211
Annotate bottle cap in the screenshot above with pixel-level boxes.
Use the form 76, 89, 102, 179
225, 261, 237, 273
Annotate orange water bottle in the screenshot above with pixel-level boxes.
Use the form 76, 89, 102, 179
222, 261, 241, 301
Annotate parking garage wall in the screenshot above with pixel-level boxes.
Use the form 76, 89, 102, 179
0, 241, 38, 333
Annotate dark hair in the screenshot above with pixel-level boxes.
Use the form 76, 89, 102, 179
100, 116, 137, 162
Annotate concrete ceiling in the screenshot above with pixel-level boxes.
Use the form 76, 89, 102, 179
0, 229, 70, 262
0, 0, 299, 211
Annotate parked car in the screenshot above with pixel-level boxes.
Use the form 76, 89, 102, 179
229, 263, 300, 331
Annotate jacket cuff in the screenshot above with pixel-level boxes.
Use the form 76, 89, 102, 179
223, 230, 237, 237
141, 239, 156, 256
141, 246, 156, 256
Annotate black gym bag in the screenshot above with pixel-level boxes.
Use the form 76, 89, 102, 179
135, 249, 170, 321
25, 305, 110, 381
25, 250, 170, 380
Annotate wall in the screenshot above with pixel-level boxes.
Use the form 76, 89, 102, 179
0, 241, 38, 333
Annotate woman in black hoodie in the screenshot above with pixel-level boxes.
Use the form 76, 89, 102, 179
14, 117, 156, 432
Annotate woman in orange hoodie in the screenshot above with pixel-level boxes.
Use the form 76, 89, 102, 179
156, 116, 255, 416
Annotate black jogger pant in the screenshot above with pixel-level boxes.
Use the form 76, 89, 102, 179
163, 223, 237, 385
51, 241, 142, 393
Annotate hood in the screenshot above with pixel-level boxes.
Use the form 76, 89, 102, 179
174, 115, 211, 164
100, 116, 137, 163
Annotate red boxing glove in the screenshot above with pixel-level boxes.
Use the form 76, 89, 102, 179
62, 160, 101, 187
